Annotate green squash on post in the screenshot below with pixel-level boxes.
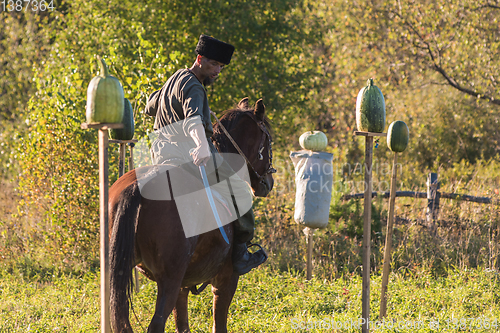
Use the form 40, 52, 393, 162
86, 56, 124, 124
109, 98, 135, 140
355, 78, 386, 133
387, 120, 409, 153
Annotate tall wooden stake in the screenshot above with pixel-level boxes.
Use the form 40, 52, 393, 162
98, 128, 111, 333
380, 152, 398, 318
305, 227, 314, 280
128, 142, 135, 173
128, 142, 140, 293
354, 131, 386, 333
110, 139, 139, 293
82, 123, 123, 333
362, 135, 373, 333
118, 142, 126, 177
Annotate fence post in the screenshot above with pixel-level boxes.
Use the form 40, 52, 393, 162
426, 172, 440, 233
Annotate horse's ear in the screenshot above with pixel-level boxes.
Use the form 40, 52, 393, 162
238, 97, 250, 110
254, 98, 265, 121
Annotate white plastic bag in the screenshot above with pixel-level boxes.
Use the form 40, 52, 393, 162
290, 150, 333, 229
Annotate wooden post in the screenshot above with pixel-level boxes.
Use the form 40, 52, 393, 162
128, 142, 135, 171
380, 152, 398, 318
354, 131, 386, 333
118, 143, 126, 177
109, 139, 138, 178
305, 227, 314, 280
82, 123, 123, 333
98, 128, 111, 333
362, 135, 373, 332
426, 172, 440, 233
109, 139, 139, 292
128, 142, 140, 293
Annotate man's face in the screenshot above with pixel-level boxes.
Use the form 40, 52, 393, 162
200, 56, 225, 86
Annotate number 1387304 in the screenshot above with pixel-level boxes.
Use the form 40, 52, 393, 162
2, 0, 55, 12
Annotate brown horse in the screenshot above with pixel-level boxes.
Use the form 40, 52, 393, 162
108, 98, 275, 333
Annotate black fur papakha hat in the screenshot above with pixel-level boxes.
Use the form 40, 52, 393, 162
195, 34, 235, 65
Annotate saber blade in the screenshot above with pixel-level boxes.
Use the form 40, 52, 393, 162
198, 165, 230, 244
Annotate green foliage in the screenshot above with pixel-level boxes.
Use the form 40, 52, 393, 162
15, 63, 100, 263
306, 0, 500, 171
330, 198, 383, 241
0, 11, 52, 121
3, 0, 328, 264
380, 84, 500, 171
376, 0, 500, 104
1, 0, 499, 272
251, 156, 500, 279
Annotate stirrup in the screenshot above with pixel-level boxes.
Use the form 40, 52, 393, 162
232, 243, 268, 275
247, 243, 268, 259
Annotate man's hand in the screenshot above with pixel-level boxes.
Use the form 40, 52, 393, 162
190, 144, 210, 166
189, 124, 211, 166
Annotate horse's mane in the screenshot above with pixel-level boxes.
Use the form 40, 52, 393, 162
212, 107, 272, 153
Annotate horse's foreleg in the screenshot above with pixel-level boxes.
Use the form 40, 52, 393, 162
211, 270, 239, 333
173, 287, 191, 333
148, 279, 182, 333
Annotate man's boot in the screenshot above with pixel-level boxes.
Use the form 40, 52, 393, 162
232, 243, 268, 275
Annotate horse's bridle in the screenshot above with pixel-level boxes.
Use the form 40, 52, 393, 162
211, 110, 277, 185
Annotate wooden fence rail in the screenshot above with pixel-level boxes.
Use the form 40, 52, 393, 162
341, 172, 499, 232
342, 190, 496, 204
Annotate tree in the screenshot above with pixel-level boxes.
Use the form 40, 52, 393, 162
0, 11, 54, 121
377, 0, 500, 105
308, 0, 500, 172
10, 0, 328, 263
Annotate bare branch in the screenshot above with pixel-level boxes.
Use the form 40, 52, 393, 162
432, 63, 500, 105
384, 7, 500, 106
469, 4, 500, 11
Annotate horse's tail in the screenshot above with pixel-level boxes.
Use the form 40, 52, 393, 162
109, 182, 141, 333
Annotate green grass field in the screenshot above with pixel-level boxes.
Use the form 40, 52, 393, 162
1, 265, 499, 332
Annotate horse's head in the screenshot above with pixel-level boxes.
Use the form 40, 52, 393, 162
212, 98, 276, 197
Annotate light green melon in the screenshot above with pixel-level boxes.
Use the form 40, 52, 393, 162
86, 56, 124, 124
355, 78, 386, 133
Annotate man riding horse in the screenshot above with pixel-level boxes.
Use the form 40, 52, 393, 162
144, 34, 267, 275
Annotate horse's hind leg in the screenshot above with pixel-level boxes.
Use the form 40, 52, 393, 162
173, 287, 191, 333
148, 279, 183, 333
211, 269, 240, 333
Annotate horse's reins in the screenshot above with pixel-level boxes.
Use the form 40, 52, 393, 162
210, 110, 277, 184
145, 107, 272, 298
190, 110, 275, 297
